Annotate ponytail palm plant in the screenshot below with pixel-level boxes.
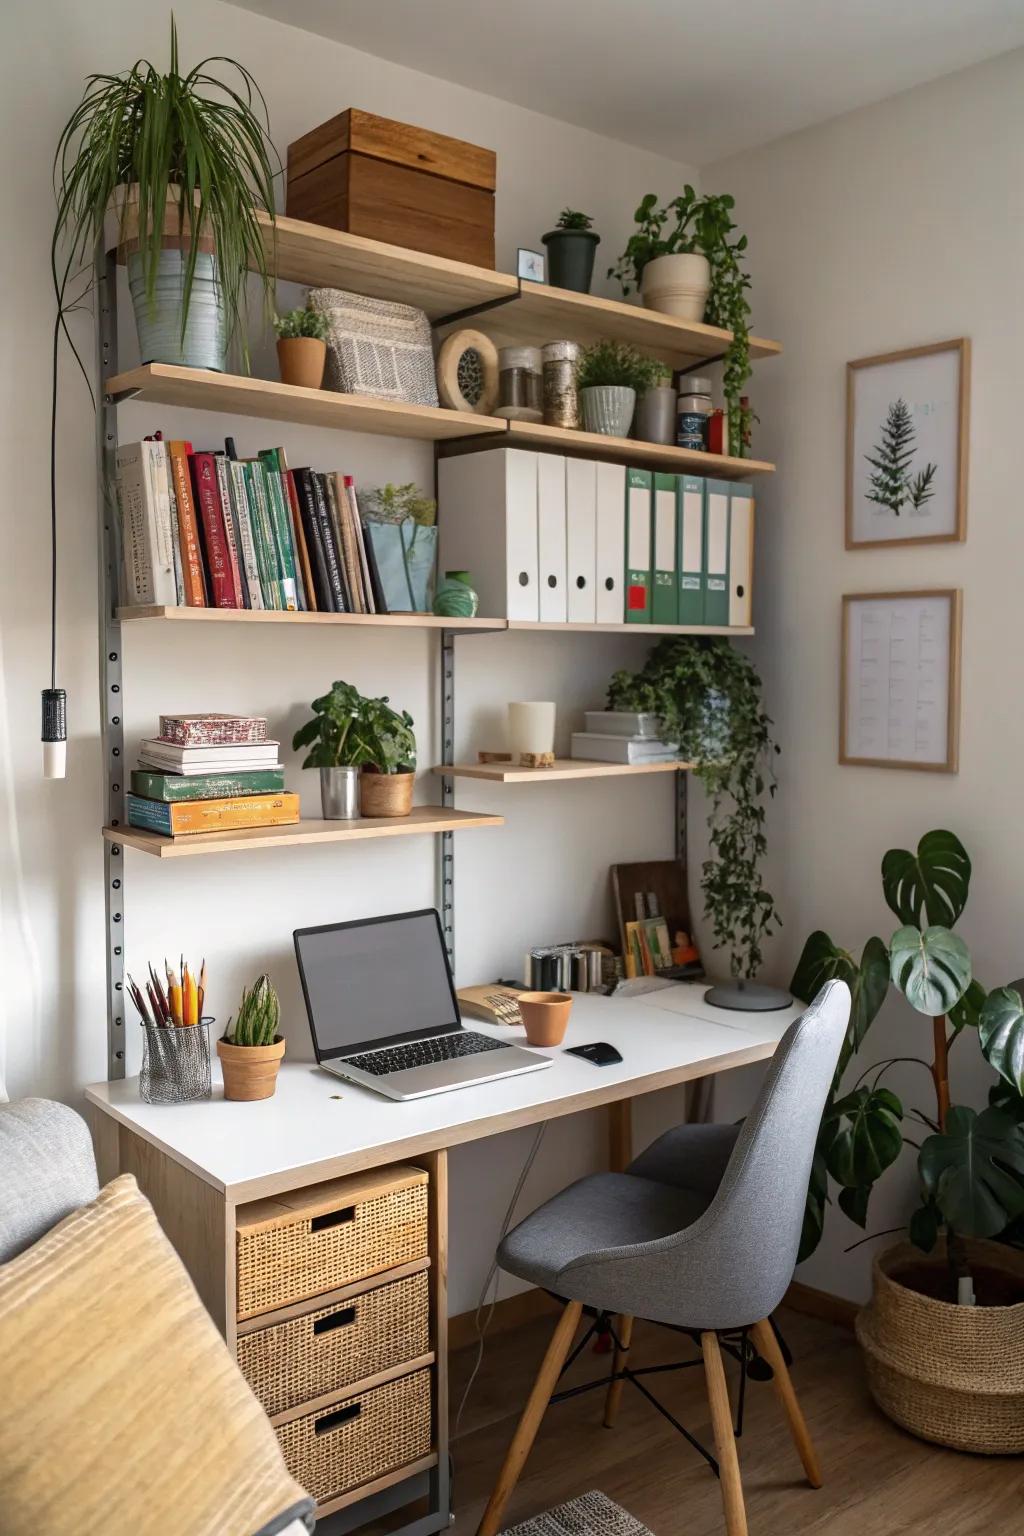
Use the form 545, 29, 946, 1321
52, 15, 279, 366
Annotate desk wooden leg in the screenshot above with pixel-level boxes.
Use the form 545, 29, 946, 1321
476, 1299, 583, 1536
603, 1098, 634, 1428
750, 1317, 822, 1489
702, 1331, 748, 1536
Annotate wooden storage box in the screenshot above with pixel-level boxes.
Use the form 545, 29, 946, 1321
236, 1165, 429, 1320
274, 1365, 433, 1505
237, 1266, 431, 1417
287, 108, 496, 268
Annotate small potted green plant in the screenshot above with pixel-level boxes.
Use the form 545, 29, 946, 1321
274, 306, 329, 389
217, 975, 284, 1101
575, 341, 658, 438
293, 680, 417, 820
541, 208, 601, 294
634, 361, 676, 445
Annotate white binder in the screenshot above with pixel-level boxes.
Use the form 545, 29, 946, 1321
536, 453, 568, 622
728, 485, 754, 628
565, 458, 597, 623
595, 462, 626, 623
437, 448, 538, 619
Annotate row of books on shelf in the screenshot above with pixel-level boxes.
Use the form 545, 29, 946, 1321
115, 435, 412, 617
125, 714, 299, 838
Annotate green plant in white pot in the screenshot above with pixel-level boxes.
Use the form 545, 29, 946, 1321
575, 341, 659, 439
53, 17, 278, 372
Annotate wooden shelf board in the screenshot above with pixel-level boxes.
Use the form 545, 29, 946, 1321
116, 605, 506, 631
447, 280, 781, 369
108, 364, 508, 442
104, 806, 504, 859
433, 758, 691, 783
507, 620, 754, 636
261, 212, 516, 319
503, 419, 774, 477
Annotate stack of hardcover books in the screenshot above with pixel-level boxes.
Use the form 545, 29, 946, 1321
570, 711, 680, 765
126, 714, 299, 837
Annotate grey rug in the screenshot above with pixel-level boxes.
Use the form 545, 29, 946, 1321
502, 1490, 655, 1536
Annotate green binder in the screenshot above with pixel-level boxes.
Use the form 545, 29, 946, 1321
677, 474, 704, 626
703, 478, 731, 627
625, 467, 652, 623
651, 472, 678, 625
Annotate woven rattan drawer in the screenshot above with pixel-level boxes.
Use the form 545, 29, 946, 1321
275, 1366, 432, 1505
237, 1267, 430, 1417
236, 1165, 429, 1320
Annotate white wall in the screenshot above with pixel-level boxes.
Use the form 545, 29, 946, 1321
704, 47, 1024, 1300
0, 0, 704, 1312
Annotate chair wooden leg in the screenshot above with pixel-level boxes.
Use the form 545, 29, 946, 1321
476, 1299, 583, 1536
701, 1331, 748, 1536
602, 1313, 634, 1427
750, 1317, 822, 1489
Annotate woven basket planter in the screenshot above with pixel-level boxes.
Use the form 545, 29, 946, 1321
856, 1240, 1024, 1454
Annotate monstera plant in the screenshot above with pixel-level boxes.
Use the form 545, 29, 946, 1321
792, 830, 1024, 1281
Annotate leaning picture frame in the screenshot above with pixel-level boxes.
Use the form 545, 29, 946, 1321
845, 338, 970, 549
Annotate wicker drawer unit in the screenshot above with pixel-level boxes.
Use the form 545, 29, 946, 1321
275, 1366, 433, 1505
237, 1267, 431, 1417
236, 1165, 429, 1320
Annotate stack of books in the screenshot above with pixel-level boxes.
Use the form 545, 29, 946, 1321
115, 433, 400, 616
571, 710, 680, 765
126, 714, 299, 838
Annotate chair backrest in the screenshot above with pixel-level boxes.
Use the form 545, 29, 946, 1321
0, 1099, 99, 1262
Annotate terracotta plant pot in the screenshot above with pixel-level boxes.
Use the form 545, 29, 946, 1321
277, 337, 327, 390
217, 1035, 286, 1102
518, 991, 573, 1047
360, 769, 414, 818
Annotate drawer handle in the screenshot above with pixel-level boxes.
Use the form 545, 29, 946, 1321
315, 1402, 361, 1435
313, 1305, 356, 1336
311, 1205, 355, 1233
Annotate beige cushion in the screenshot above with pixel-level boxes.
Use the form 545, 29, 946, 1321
0, 1174, 310, 1535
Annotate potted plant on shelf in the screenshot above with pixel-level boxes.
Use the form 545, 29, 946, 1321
608, 637, 782, 988
293, 680, 417, 820
53, 17, 278, 372
541, 208, 601, 294
217, 975, 285, 1102
575, 340, 658, 438
791, 830, 1024, 1454
609, 190, 753, 456
634, 361, 676, 445
274, 306, 329, 389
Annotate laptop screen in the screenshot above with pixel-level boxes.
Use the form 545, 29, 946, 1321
294, 909, 461, 1059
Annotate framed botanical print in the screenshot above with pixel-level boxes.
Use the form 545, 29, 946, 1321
840, 589, 962, 773
846, 338, 970, 548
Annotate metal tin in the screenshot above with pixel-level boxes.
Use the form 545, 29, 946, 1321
541, 340, 580, 428
495, 345, 543, 421
320, 765, 360, 819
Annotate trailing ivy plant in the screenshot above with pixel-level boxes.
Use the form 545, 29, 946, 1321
792, 830, 1024, 1283
608, 189, 752, 454
608, 637, 781, 979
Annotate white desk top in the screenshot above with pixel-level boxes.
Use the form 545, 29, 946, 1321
85, 984, 801, 1203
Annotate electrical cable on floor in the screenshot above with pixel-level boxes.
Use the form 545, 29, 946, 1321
453, 1120, 548, 1439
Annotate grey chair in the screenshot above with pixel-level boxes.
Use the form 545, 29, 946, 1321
476, 980, 850, 1536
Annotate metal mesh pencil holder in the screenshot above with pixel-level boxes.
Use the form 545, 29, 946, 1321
139, 1018, 213, 1105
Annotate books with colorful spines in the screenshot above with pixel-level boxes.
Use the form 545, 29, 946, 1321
291, 468, 333, 611
127, 791, 300, 837
277, 447, 316, 612
242, 460, 278, 609
114, 440, 177, 605
344, 476, 377, 615
329, 471, 365, 612
152, 437, 185, 605
258, 450, 298, 610
189, 451, 237, 607
138, 738, 281, 774
311, 471, 349, 610
226, 456, 264, 610
131, 767, 285, 801
214, 452, 248, 607
167, 440, 207, 605
158, 713, 269, 746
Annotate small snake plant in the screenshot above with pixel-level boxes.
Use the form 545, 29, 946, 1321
226, 974, 280, 1047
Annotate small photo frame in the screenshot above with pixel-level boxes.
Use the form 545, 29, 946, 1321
846, 338, 969, 548
840, 589, 962, 773
517, 247, 546, 284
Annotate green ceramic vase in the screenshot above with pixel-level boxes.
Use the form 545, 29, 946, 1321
432, 570, 479, 618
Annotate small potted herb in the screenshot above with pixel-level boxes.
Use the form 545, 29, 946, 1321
292, 680, 417, 819
575, 341, 659, 438
217, 975, 284, 1101
541, 208, 601, 294
634, 361, 676, 445
274, 305, 329, 390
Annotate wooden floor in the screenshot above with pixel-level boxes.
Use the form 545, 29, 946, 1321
447, 1307, 1024, 1535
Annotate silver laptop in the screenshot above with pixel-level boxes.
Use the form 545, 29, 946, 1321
294, 909, 551, 1100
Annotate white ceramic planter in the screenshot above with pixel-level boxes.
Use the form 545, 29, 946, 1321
641, 253, 711, 320
579, 385, 636, 438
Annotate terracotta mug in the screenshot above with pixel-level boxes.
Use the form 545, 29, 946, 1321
518, 991, 573, 1047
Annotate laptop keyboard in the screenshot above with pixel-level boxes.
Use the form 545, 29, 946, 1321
342, 1031, 507, 1077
